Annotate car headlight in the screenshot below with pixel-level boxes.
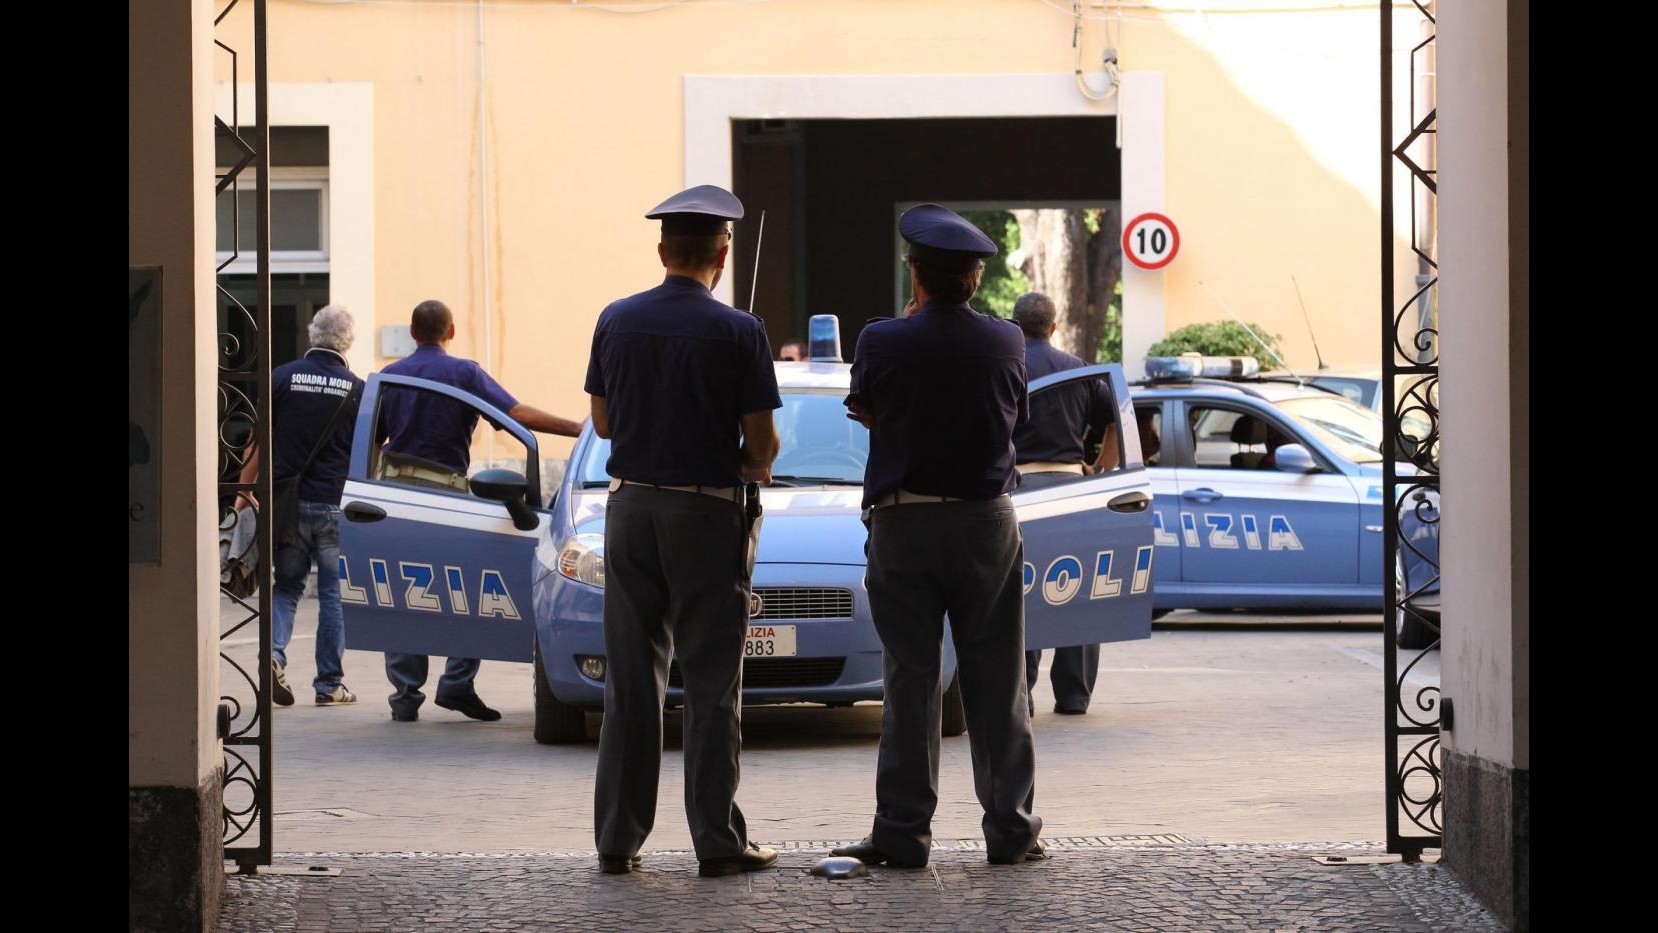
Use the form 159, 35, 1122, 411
557, 533, 606, 588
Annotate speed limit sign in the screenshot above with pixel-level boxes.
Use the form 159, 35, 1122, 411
1123, 213, 1180, 270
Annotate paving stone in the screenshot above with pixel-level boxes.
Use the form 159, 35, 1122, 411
218, 843, 1503, 932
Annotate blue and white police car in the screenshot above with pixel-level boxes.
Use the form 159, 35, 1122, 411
338, 319, 1157, 744
1127, 355, 1440, 637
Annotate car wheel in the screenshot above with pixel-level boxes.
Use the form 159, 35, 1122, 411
534, 638, 588, 744
1395, 556, 1437, 651
941, 671, 967, 738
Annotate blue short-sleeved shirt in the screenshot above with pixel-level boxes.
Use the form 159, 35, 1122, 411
585, 275, 782, 487
847, 301, 1028, 509
376, 344, 519, 474
270, 348, 364, 504
1012, 338, 1113, 465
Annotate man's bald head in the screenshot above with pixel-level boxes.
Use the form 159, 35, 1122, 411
411, 300, 454, 344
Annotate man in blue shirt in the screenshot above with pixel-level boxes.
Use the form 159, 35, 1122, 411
377, 299, 583, 723
1010, 292, 1114, 716
833, 204, 1045, 870
586, 184, 782, 878
236, 305, 364, 707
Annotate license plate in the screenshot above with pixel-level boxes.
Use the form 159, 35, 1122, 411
744, 625, 796, 658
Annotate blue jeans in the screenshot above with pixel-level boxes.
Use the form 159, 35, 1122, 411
273, 500, 346, 695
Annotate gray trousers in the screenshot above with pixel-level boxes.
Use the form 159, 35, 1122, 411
1016, 470, 1102, 714
594, 485, 750, 861
864, 496, 1042, 864
1024, 644, 1101, 713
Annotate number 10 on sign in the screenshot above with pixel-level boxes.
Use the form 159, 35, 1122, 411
1123, 213, 1180, 271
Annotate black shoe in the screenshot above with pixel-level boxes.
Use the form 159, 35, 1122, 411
698, 842, 779, 878
830, 836, 927, 869
435, 694, 502, 721
390, 708, 418, 722
1053, 705, 1088, 715
598, 853, 642, 875
988, 840, 1048, 865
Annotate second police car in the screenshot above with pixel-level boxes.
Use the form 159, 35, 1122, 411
338, 317, 1157, 744
1127, 354, 1440, 647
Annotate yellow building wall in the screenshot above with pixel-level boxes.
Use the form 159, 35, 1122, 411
224, 0, 1422, 459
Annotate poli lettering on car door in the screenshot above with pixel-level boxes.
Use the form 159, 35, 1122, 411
1013, 364, 1156, 649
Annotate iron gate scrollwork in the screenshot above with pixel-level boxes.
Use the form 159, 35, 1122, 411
1382, 0, 1442, 860
216, 0, 272, 872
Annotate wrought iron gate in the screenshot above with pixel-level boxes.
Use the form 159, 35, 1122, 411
216, 0, 273, 872
1382, 0, 1442, 860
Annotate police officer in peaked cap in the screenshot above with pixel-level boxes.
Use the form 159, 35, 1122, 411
833, 204, 1046, 869
585, 184, 783, 878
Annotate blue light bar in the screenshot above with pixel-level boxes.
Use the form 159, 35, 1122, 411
1144, 355, 1202, 380
807, 314, 842, 362
1144, 354, 1259, 380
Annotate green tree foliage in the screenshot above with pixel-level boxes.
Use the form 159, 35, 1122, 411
1147, 320, 1284, 362
959, 211, 1028, 319
1096, 278, 1123, 363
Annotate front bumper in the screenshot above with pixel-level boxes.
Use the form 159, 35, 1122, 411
536, 562, 888, 709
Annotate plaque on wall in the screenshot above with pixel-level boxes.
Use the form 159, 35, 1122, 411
129, 267, 162, 564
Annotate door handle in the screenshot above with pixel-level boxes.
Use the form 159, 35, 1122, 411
1364, 525, 1383, 533
343, 501, 386, 523
1107, 491, 1151, 513
1181, 488, 1224, 503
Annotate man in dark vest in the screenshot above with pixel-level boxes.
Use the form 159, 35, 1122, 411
236, 305, 364, 708
1010, 291, 1114, 715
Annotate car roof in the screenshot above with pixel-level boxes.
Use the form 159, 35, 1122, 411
1130, 377, 1337, 405
775, 360, 852, 390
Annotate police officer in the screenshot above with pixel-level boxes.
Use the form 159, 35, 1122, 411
833, 204, 1045, 869
1010, 291, 1114, 716
235, 305, 364, 708
586, 184, 782, 878
377, 299, 583, 723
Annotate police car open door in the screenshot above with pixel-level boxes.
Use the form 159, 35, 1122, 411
1013, 363, 1157, 648
337, 373, 542, 663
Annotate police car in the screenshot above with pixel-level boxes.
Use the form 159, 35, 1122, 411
337, 317, 1156, 744
1127, 355, 1440, 631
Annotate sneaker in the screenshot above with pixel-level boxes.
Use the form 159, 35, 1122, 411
316, 685, 357, 706
272, 662, 295, 707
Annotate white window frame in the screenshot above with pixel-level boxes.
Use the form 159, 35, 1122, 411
215, 166, 330, 275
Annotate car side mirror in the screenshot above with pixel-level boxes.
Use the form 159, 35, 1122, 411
469, 468, 540, 531
1273, 444, 1321, 474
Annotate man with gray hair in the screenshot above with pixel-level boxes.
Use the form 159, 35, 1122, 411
1009, 291, 1114, 716
237, 305, 365, 707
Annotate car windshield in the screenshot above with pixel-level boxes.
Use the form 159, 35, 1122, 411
1308, 375, 1378, 409
1274, 395, 1385, 464
576, 389, 868, 487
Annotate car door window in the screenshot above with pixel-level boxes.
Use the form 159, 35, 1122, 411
371, 381, 538, 504
1188, 405, 1294, 471
1133, 404, 1162, 468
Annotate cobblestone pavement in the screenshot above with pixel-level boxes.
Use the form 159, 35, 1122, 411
229, 594, 1423, 852
219, 840, 1501, 932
